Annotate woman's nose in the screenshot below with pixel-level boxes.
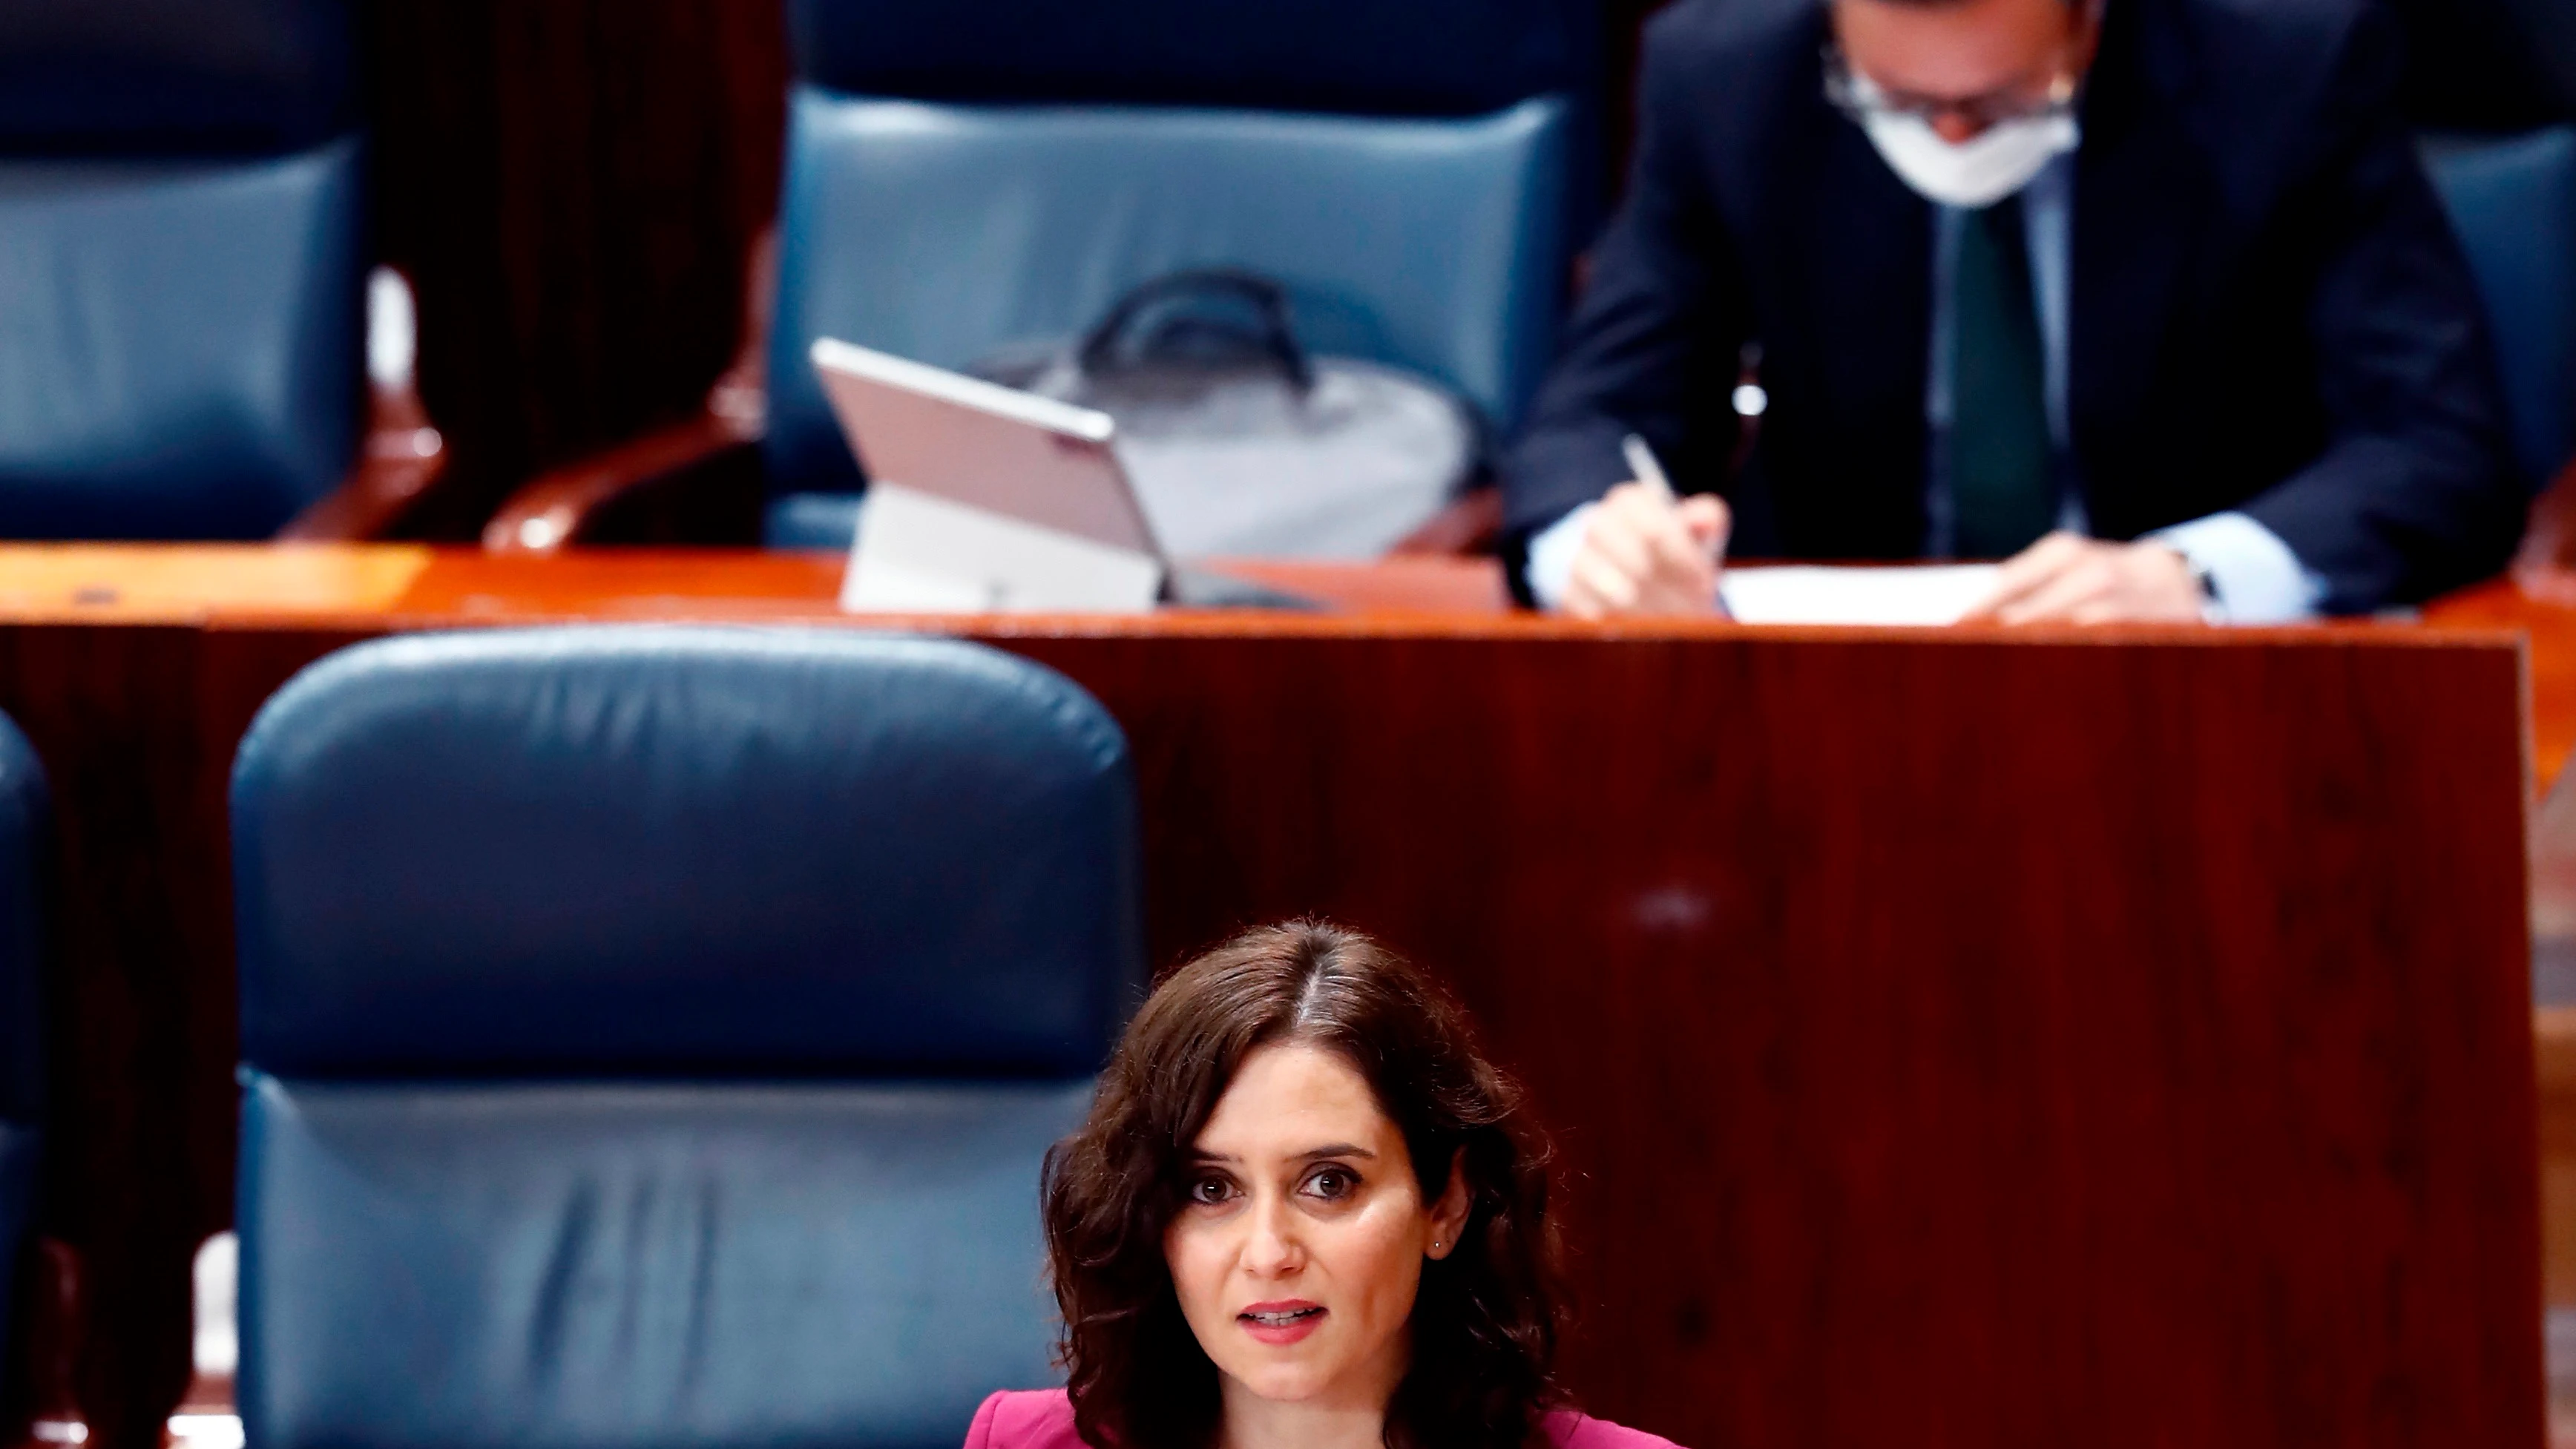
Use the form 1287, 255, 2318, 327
1241, 1198, 1302, 1275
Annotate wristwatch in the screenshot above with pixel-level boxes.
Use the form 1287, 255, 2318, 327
2181, 552, 2226, 624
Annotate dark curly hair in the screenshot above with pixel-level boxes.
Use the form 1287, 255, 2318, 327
1040, 921, 1568, 1449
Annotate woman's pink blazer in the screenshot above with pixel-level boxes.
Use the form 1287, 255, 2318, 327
962, 1389, 1685, 1448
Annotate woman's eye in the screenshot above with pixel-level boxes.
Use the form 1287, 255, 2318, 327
1305, 1167, 1356, 1200
1188, 1177, 1233, 1206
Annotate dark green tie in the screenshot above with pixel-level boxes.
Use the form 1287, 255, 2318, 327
1951, 197, 2055, 559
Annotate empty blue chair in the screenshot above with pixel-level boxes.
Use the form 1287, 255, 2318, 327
231, 627, 1143, 1449
760, 95, 1573, 551
758, 0, 1594, 549
490, 0, 1595, 553
2423, 126, 2576, 490
0, 0, 372, 539
0, 714, 50, 1382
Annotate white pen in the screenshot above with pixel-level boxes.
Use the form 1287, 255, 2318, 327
1621, 433, 1676, 504
1620, 433, 1732, 618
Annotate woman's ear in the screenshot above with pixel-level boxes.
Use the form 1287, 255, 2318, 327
1426, 1146, 1473, 1260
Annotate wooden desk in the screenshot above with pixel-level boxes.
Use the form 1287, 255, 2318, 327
2437, 574, 2576, 1342
2423, 571, 2576, 790
1, 545, 2543, 1449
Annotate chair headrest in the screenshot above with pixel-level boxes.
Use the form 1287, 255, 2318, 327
766, 93, 1572, 497
2422, 125, 2576, 485
788, 0, 1597, 119
0, 0, 356, 156
0, 142, 366, 539
233, 628, 1143, 1080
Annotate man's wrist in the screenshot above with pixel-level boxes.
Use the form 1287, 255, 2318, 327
2146, 513, 2325, 624
1524, 503, 1600, 612
2158, 544, 2224, 623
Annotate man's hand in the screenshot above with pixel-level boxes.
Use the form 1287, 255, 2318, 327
1563, 482, 1732, 620
1966, 531, 2208, 624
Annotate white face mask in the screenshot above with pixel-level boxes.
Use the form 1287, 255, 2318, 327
1859, 105, 2080, 210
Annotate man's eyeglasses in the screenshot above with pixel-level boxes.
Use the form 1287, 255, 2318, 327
1822, 46, 2082, 135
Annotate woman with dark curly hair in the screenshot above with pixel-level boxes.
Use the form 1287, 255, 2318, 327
962, 921, 1677, 1449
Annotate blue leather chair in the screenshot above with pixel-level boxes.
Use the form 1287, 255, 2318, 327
489, 0, 1596, 554
0, 714, 51, 1382
760, 96, 1574, 550
760, 0, 1594, 549
0, 0, 381, 540
2422, 126, 2576, 490
231, 627, 1143, 1449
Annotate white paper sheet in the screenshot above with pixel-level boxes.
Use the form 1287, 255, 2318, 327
1718, 565, 2002, 627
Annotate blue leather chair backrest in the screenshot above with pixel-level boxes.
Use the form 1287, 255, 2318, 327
766, 90, 1572, 503
789, 0, 1596, 122
232, 628, 1143, 1077
0, 0, 363, 540
0, 713, 52, 1377
232, 628, 1141, 1449
2422, 126, 2576, 488
0, 142, 365, 539
0, 0, 355, 156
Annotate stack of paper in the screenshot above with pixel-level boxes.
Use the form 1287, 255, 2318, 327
1717, 565, 2002, 626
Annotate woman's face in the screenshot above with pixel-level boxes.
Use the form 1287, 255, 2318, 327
1163, 1042, 1471, 1413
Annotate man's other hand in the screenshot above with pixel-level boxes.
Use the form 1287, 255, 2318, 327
1967, 532, 2207, 624
1563, 483, 1732, 620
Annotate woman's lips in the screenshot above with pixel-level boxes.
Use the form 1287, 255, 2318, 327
1237, 1301, 1327, 1346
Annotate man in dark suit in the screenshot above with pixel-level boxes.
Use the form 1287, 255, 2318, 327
1508, 0, 2529, 621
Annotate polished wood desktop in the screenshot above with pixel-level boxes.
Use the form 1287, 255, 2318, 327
0, 545, 2548, 1449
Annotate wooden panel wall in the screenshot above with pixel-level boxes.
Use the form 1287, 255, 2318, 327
0, 628, 221, 1449
365, 0, 787, 538
1004, 630, 2540, 1448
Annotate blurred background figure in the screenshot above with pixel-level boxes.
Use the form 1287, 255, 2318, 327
1508, 0, 2554, 625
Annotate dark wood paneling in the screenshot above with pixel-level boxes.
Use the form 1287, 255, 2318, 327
366, 0, 787, 537
996, 631, 2537, 1448
0, 628, 215, 1449
0, 625, 379, 1449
